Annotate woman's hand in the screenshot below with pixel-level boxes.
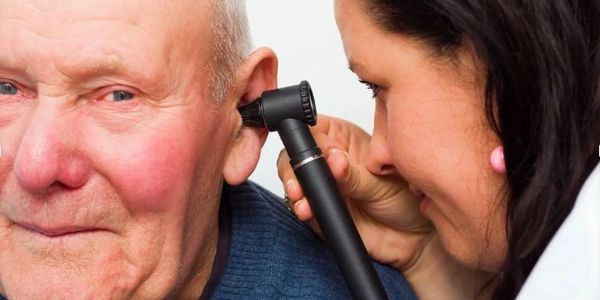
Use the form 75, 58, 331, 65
277, 115, 493, 299
276, 115, 433, 271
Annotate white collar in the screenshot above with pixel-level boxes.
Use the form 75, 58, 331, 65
518, 164, 600, 299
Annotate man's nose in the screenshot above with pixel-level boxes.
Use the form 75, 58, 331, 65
14, 103, 90, 194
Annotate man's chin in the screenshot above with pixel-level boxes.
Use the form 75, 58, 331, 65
0, 233, 146, 299
2, 281, 131, 300
0, 256, 145, 299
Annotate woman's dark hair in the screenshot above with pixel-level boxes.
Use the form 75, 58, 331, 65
362, 0, 600, 298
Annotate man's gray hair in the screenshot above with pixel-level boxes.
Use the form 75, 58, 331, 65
209, 0, 251, 103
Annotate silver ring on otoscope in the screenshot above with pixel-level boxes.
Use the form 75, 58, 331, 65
292, 154, 324, 171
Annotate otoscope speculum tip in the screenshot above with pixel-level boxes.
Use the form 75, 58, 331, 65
239, 99, 265, 127
238, 80, 317, 130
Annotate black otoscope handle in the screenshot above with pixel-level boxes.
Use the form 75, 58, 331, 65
278, 118, 389, 300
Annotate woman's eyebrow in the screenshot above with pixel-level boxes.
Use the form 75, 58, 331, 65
348, 61, 357, 72
348, 60, 365, 74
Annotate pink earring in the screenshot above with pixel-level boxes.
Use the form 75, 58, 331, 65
490, 145, 506, 174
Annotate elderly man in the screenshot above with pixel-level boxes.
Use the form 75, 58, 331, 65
0, 0, 415, 299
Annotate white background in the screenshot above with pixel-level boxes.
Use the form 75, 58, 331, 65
246, 0, 374, 195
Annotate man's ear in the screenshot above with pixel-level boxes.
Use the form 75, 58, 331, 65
223, 47, 278, 185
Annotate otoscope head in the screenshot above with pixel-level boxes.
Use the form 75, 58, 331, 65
239, 80, 317, 131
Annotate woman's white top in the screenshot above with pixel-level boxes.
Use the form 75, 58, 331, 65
518, 164, 599, 299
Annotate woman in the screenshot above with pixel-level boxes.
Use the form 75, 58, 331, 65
277, 0, 600, 298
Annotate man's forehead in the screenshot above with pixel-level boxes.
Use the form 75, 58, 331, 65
0, 0, 212, 27
0, 0, 216, 81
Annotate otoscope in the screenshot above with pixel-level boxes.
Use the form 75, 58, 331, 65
239, 81, 389, 300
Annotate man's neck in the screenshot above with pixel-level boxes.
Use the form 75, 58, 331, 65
178, 225, 219, 299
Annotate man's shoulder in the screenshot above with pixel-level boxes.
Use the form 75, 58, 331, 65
214, 181, 416, 299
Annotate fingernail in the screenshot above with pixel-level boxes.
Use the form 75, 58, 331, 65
329, 148, 342, 154
329, 148, 347, 159
286, 179, 295, 191
380, 165, 397, 175
328, 149, 350, 179
295, 200, 308, 218
329, 148, 348, 165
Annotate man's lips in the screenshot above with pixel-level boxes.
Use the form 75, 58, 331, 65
15, 222, 104, 237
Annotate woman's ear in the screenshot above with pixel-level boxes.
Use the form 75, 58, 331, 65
223, 47, 278, 185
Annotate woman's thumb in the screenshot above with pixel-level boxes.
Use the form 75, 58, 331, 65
326, 149, 367, 196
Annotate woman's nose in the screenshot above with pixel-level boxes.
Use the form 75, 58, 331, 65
14, 103, 90, 194
364, 104, 398, 176
365, 132, 398, 176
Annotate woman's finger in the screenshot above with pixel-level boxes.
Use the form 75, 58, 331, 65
292, 198, 314, 221
284, 178, 304, 201
276, 149, 293, 182
277, 149, 305, 199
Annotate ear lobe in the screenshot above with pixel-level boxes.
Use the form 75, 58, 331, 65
223, 126, 269, 185
223, 47, 278, 185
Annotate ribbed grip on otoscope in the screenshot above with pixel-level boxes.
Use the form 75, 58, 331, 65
278, 118, 389, 300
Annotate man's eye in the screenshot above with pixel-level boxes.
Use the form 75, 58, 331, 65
0, 82, 18, 95
110, 90, 134, 102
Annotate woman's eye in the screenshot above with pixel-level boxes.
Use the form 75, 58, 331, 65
109, 90, 134, 102
358, 79, 379, 98
0, 82, 18, 95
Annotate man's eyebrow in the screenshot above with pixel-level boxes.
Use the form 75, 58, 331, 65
58, 56, 164, 90
60, 57, 129, 81
0, 54, 16, 69
0, 55, 34, 84
0, 54, 146, 84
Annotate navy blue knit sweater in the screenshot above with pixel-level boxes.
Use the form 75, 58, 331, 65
204, 181, 416, 299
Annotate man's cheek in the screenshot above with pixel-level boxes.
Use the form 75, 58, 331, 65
0, 130, 18, 190
94, 133, 197, 213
